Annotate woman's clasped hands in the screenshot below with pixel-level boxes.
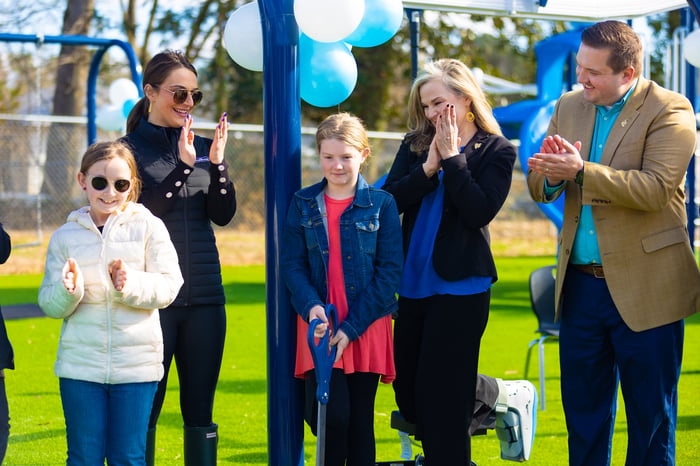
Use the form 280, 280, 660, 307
425, 104, 462, 177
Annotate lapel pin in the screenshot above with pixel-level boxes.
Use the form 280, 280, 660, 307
474, 143, 482, 149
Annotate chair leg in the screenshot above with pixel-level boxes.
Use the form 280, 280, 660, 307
524, 339, 538, 379
538, 336, 546, 411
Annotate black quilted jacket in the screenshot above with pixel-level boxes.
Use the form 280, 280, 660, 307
122, 118, 236, 306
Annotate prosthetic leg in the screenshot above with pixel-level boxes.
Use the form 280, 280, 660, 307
384, 378, 538, 464
494, 379, 538, 462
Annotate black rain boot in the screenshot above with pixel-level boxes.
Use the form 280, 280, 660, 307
184, 423, 218, 465
145, 427, 156, 466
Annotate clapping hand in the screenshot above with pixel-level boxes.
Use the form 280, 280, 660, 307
62, 258, 78, 293
109, 259, 127, 292
209, 112, 229, 164
528, 135, 583, 184
178, 113, 197, 167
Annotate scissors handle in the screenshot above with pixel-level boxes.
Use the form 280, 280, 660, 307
307, 304, 338, 405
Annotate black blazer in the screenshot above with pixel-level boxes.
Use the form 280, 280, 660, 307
0, 223, 15, 371
382, 130, 515, 283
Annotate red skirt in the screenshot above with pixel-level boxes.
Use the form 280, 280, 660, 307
295, 313, 395, 384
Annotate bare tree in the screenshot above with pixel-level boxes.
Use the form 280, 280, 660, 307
41, 0, 94, 223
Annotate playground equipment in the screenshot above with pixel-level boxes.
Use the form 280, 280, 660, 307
493, 26, 586, 231
0, 34, 141, 145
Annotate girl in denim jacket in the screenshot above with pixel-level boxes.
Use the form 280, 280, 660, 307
281, 113, 403, 466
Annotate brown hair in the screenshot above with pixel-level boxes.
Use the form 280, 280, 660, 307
581, 21, 643, 77
80, 141, 142, 202
406, 58, 502, 153
125, 50, 198, 133
316, 112, 371, 168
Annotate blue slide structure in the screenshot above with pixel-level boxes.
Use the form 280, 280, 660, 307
493, 26, 587, 231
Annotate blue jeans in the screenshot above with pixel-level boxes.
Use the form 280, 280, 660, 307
560, 267, 683, 466
60, 378, 158, 466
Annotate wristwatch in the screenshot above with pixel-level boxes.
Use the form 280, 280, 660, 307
574, 169, 584, 186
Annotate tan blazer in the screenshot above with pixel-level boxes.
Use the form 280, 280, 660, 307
528, 78, 700, 331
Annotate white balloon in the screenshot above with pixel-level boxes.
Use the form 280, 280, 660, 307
471, 67, 484, 86
683, 29, 700, 68
294, 0, 364, 43
223, 1, 263, 72
96, 105, 125, 132
109, 78, 140, 107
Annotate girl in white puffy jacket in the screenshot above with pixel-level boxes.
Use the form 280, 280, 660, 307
38, 141, 183, 466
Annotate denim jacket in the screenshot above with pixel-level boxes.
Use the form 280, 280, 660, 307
280, 174, 403, 341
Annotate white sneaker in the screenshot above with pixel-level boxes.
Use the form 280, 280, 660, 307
496, 380, 538, 461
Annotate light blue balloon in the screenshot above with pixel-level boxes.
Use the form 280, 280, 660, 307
299, 34, 358, 108
122, 98, 137, 118
345, 0, 404, 48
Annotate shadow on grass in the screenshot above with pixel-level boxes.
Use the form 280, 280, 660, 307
219, 434, 269, 463
223, 282, 266, 305
8, 428, 65, 444
0, 286, 41, 306
20, 391, 57, 397
223, 451, 268, 463
216, 378, 266, 395
678, 415, 700, 430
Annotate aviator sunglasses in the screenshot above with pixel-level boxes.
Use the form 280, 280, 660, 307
90, 176, 131, 193
156, 85, 203, 106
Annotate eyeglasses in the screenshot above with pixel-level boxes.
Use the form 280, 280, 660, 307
157, 86, 203, 106
90, 176, 131, 193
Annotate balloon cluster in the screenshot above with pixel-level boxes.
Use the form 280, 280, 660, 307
96, 78, 140, 132
223, 0, 404, 108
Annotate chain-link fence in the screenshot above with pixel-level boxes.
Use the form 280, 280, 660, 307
0, 113, 622, 250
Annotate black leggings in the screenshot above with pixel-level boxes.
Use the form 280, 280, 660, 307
305, 369, 380, 466
393, 292, 490, 466
148, 304, 226, 428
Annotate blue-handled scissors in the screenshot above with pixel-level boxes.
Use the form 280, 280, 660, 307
307, 303, 338, 466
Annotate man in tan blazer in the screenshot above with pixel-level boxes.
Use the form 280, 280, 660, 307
527, 20, 700, 466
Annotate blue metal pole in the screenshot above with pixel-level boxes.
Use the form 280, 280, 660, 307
258, 1, 304, 465
87, 46, 108, 144
406, 8, 422, 81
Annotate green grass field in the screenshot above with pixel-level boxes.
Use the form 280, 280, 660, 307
1, 256, 699, 465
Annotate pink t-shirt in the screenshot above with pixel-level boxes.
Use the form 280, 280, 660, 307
295, 194, 395, 383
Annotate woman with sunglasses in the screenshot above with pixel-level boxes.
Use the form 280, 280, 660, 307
38, 141, 183, 465
123, 50, 236, 466
124, 50, 236, 466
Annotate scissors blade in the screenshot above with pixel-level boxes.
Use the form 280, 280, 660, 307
316, 402, 327, 466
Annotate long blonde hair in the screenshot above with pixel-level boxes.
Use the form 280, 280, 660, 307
406, 58, 502, 153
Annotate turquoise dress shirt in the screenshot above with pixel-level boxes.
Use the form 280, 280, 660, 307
543, 81, 637, 265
